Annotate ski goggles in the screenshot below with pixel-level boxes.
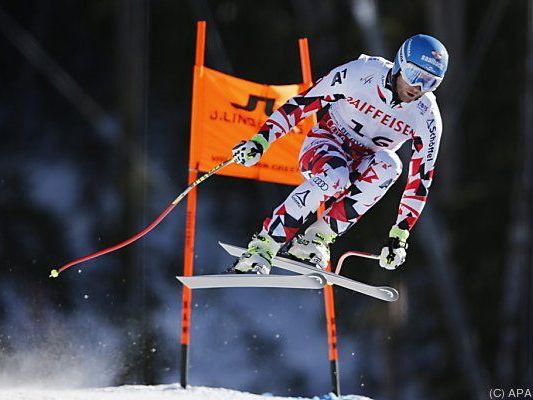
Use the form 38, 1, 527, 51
400, 62, 443, 92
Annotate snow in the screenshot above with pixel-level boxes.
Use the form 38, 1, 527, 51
0, 384, 373, 400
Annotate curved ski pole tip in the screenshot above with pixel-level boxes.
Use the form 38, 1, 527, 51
335, 250, 380, 274
49, 269, 60, 278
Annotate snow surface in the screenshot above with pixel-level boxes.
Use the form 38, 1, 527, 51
0, 384, 373, 400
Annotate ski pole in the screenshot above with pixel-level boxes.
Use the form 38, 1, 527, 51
334, 250, 380, 275
50, 157, 235, 278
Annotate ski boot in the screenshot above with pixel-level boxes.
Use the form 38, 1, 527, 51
228, 230, 281, 275
287, 219, 337, 269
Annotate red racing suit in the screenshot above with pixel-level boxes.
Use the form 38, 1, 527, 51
256, 54, 442, 243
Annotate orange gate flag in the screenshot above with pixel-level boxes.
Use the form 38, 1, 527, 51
189, 66, 313, 186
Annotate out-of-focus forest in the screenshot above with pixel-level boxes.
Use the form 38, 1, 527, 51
0, 1, 532, 400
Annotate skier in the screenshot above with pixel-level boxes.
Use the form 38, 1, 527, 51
230, 34, 448, 274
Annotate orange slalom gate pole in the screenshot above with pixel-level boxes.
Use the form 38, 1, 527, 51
299, 39, 341, 396
298, 38, 313, 86
318, 204, 341, 396
180, 168, 197, 388
180, 20, 206, 389
323, 263, 341, 395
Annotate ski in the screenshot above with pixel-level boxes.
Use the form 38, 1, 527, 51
219, 242, 399, 302
176, 273, 327, 290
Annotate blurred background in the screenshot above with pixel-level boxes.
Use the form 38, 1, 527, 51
0, 0, 531, 399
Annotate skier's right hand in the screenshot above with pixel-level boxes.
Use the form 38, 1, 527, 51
379, 225, 409, 270
232, 135, 268, 167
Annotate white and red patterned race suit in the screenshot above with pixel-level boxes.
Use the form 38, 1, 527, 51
258, 54, 442, 244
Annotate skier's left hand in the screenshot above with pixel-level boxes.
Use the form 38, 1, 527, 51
379, 225, 409, 270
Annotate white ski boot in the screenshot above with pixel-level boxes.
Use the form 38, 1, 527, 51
288, 219, 337, 269
231, 230, 281, 275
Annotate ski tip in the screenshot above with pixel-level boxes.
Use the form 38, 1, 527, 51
307, 272, 328, 287
378, 287, 400, 302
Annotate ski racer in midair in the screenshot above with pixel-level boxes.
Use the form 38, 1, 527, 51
230, 34, 449, 274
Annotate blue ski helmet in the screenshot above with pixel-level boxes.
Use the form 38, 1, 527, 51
392, 34, 449, 92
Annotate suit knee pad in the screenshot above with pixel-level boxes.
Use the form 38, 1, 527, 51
373, 150, 402, 179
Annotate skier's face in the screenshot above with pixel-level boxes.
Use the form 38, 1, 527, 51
395, 74, 423, 103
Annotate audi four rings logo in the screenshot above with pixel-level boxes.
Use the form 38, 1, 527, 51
312, 176, 329, 191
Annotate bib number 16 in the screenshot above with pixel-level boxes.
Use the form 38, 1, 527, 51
350, 119, 393, 147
